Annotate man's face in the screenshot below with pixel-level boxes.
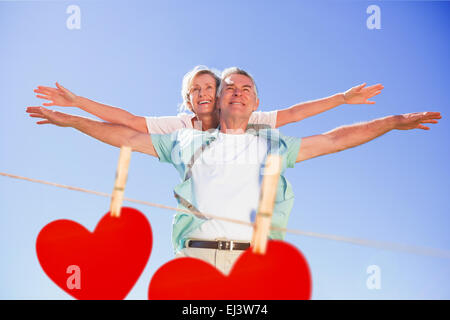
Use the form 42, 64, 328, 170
187, 73, 217, 116
218, 73, 259, 121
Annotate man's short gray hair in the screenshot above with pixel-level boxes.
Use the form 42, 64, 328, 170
218, 67, 259, 98
179, 65, 221, 112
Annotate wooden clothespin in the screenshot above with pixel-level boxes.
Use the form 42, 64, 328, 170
251, 154, 282, 255
110, 146, 132, 218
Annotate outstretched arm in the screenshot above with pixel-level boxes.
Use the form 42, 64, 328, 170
296, 111, 442, 162
34, 83, 148, 133
276, 83, 384, 128
26, 106, 157, 157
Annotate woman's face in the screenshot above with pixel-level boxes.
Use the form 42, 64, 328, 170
187, 73, 217, 116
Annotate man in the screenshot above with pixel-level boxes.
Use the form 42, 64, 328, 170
27, 68, 441, 275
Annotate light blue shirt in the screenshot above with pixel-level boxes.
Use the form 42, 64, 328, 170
151, 126, 302, 253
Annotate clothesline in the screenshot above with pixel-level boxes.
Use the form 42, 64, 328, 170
1, 171, 450, 259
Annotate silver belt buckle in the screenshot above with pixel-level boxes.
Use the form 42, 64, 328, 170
218, 240, 233, 250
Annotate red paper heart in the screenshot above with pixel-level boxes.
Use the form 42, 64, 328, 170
36, 207, 152, 300
148, 240, 312, 300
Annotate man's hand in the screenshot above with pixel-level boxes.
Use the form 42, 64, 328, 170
394, 111, 442, 131
34, 82, 79, 107
343, 83, 384, 105
297, 111, 442, 163
26, 106, 159, 157
26, 106, 74, 127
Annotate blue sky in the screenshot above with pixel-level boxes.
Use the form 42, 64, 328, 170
0, 0, 449, 299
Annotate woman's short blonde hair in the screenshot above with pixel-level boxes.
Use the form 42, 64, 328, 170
179, 65, 221, 112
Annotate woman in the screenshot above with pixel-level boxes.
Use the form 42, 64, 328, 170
30, 65, 383, 134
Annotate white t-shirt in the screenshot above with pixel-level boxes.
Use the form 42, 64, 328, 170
145, 111, 278, 134
187, 132, 269, 241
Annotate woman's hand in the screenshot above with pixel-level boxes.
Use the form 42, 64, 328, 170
34, 82, 79, 107
343, 83, 384, 105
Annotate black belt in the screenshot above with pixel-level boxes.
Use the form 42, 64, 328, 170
186, 240, 251, 251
